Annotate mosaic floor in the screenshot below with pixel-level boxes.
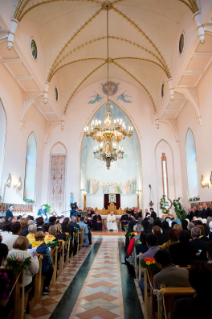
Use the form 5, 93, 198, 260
26, 236, 143, 319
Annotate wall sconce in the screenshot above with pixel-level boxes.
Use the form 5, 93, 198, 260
13, 177, 22, 191
210, 172, 212, 185
6, 174, 12, 188
80, 189, 87, 196
136, 190, 141, 196
201, 175, 209, 188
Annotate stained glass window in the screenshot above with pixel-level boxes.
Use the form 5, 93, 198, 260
161, 83, 164, 98
55, 87, 58, 101
179, 33, 185, 55
31, 39, 37, 59
186, 129, 199, 198
24, 132, 37, 200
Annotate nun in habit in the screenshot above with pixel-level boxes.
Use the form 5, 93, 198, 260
107, 212, 118, 231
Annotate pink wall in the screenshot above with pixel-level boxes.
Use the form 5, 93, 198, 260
0, 62, 46, 209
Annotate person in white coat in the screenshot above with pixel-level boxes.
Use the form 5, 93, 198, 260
107, 212, 118, 231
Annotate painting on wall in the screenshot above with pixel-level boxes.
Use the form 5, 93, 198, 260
86, 178, 137, 196
116, 90, 132, 103
102, 81, 119, 96
88, 92, 103, 104
49, 155, 66, 214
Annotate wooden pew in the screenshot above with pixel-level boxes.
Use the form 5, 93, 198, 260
157, 287, 195, 319
134, 248, 142, 280
79, 229, 84, 250
74, 231, 79, 254
57, 240, 65, 277
51, 246, 58, 286
29, 255, 44, 309
65, 237, 71, 267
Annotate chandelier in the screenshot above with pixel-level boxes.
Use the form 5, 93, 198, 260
83, 2, 133, 169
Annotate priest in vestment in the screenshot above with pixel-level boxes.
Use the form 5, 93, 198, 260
107, 212, 118, 231
93, 212, 102, 231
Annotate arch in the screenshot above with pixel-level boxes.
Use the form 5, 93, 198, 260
24, 132, 37, 200
185, 128, 199, 198
79, 99, 143, 210
0, 99, 7, 196
159, 120, 179, 144
49, 142, 67, 214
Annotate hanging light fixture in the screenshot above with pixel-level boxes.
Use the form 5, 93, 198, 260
84, 2, 133, 169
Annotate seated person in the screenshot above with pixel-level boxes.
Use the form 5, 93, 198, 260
189, 227, 208, 253
69, 216, 80, 230
139, 234, 160, 297
77, 217, 89, 247
207, 241, 212, 264
33, 231, 53, 295
49, 216, 57, 227
93, 212, 102, 231
26, 224, 37, 246
62, 218, 74, 237
161, 229, 179, 251
84, 217, 92, 245
135, 232, 148, 255
44, 226, 56, 244
153, 249, 190, 290
107, 212, 118, 231
2, 222, 21, 251
152, 225, 168, 245
169, 230, 196, 266
54, 223, 66, 241
36, 217, 44, 232
120, 211, 129, 230
134, 209, 142, 220
0, 237, 14, 319
161, 221, 170, 235
196, 225, 209, 242
173, 262, 212, 319
19, 218, 29, 236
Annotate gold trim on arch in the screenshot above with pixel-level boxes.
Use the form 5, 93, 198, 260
14, 0, 102, 21
78, 98, 144, 212
47, 8, 103, 82
64, 61, 106, 114
48, 36, 169, 81
113, 60, 156, 112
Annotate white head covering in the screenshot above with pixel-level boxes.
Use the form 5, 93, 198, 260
209, 221, 212, 232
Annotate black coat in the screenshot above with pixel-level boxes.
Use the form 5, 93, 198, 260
69, 222, 80, 230
20, 226, 29, 237
173, 294, 211, 319
202, 207, 212, 218
150, 211, 157, 219
62, 223, 74, 237
169, 243, 196, 266
156, 233, 168, 245
189, 238, 207, 253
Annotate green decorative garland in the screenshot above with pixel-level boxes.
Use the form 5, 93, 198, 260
189, 197, 200, 202
47, 240, 59, 248
43, 204, 51, 213
160, 195, 169, 214
5, 256, 31, 274
23, 198, 35, 203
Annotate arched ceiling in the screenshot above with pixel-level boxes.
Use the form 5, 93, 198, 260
13, 0, 198, 114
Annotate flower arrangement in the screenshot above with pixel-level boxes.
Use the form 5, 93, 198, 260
5, 256, 31, 274
173, 197, 187, 221
65, 232, 72, 239
47, 240, 59, 248
134, 241, 141, 247
140, 257, 159, 271
74, 227, 79, 232
189, 197, 200, 202
123, 224, 128, 230
127, 231, 138, 237
160, 195, 169, 214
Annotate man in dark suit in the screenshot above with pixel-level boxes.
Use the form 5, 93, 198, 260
189, 227, 207, 254
193, 205, 199, 217
173, 262, 212, 319
202, 202, 212, 218
197, 205, 204, 218
120, 211, 129, 230
93, 212, 102, 231
150, 208, 156, 219
187, 207, 194, 222
6, 205, 14, 221
169, 230, 196, 266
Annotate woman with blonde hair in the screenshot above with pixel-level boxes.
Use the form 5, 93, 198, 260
173, 224, 183, 232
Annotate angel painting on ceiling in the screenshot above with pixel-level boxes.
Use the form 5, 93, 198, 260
116, 90, 132, 103
88, 92, 103, 104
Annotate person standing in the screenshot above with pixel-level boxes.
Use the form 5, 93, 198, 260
37, 205, 48, 222
6, 205, 14, 222
150, 208, 156, 219
202, 202, 212, 219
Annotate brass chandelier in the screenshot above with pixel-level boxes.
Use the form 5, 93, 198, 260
84, 2, 133, 169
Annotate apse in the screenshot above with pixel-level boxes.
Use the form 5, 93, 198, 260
80, 101, 141, 210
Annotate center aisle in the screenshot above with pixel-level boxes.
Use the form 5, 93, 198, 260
69, 237, 124, 319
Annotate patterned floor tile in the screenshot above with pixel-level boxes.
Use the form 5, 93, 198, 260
39, 297, 58, 307
30, 307, 51, 318
83, 292, 118, 302
75, 306, 119, 319
87, 280, 118, 289
91, 272, 116, 278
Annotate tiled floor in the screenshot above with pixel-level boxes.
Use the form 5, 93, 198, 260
26, 243, 96, 319
69, 238, 124, 319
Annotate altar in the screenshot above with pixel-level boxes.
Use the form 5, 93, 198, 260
104, 193, 120, 209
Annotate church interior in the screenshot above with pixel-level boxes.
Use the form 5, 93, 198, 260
0, 0, 212, 318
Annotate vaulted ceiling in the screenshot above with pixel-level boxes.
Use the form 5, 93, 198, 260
12, 0, 198, 114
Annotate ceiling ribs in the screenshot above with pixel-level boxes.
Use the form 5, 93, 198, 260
64, 61, 106, 114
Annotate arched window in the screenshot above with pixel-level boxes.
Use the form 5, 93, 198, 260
0, 100, 6, 193
185, 129, 199, 198
24, 132, 37, 200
